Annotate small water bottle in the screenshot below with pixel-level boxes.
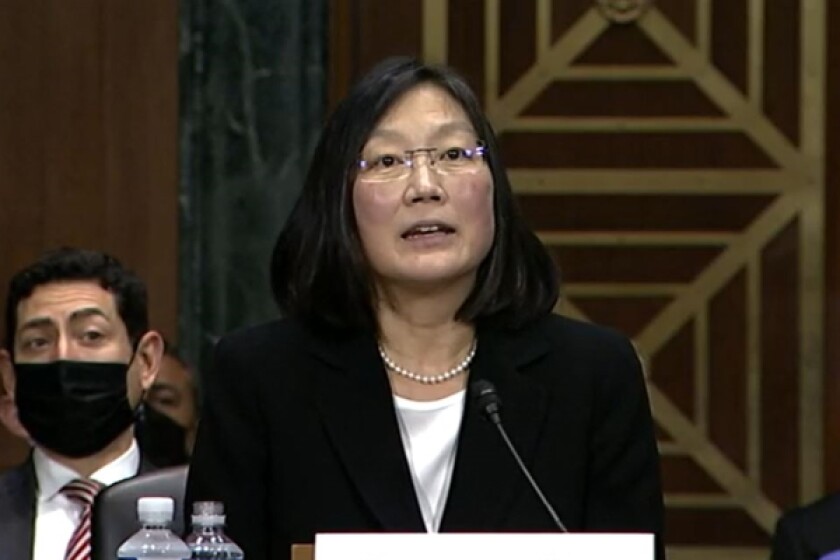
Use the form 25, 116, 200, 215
117, 497, 191, 560
184, 501, 244, 559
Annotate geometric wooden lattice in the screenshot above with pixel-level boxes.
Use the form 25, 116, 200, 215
424, 1, 825, 558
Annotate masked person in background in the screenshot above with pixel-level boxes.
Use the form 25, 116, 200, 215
137, 340, 199, 467
0, 248, 163, 560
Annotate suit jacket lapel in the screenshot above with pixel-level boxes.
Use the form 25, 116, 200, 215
0, 458, 37, 560
311, 329, 425, 531
441, 322, 551, 531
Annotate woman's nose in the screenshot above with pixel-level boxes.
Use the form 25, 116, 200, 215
405, 153, 445, 203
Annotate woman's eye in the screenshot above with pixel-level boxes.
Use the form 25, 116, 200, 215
375, 154, 401, 168
441, 147, 466, 161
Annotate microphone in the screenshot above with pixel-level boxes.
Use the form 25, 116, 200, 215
471, 379, 568, 532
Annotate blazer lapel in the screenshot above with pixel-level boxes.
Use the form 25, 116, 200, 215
441, 322, 551, 531
311, 330, 425, 531
0, 458, 37, 560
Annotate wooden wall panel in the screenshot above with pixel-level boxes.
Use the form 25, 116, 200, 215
708, 270, 748, 470
0, 1, 178, 470
760, 220, 801, 508
825, 0, 840, 494
328, 0, 424, 108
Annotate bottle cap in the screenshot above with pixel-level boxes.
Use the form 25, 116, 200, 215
192, 501, 223, 515
191, 500, 225, 526
137, 497, 174, 523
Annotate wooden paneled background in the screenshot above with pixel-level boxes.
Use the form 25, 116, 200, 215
0, 1, 179, 468
330, 0, 835, 558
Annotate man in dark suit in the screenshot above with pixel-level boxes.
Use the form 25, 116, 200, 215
771, 493, 840, 560
0, 248, 163, 560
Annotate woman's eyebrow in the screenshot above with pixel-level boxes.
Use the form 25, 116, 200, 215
431, 121, 476, 138
367, 121, 476, 145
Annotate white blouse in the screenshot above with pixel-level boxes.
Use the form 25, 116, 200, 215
393, 389, 466, 532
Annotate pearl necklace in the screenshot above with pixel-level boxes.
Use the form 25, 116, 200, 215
378, 339, 478, 385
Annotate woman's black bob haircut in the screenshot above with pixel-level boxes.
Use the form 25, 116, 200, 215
270, 56, 559, 333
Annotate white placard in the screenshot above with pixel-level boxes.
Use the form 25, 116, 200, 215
314, 532, 654, 560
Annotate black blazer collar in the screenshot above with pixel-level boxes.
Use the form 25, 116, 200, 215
441, 320, 552, 530
307, 318, 552, 532
311, 328, 425, 531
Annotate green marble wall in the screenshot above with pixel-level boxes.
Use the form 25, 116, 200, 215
179, 0, 327, 371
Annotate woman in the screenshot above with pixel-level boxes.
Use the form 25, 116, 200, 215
186, 57, 665, 560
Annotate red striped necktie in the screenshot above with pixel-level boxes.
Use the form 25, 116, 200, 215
61, 478, 105, 560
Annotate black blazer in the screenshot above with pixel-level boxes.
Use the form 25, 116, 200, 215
186, 314, 665, 560
771, 492, 840, 560
0, 451, 154, 560
0, 459, 36, 560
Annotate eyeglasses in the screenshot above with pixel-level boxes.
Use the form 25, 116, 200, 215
356, 142, 486, 183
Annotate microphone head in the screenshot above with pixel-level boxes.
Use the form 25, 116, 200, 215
471, 379, 502, 424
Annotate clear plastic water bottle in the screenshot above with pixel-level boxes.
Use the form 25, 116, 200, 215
117, 497, 191, 560
184, 501, 244, 559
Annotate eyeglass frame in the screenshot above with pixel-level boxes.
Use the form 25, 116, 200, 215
355, 141, 487, 182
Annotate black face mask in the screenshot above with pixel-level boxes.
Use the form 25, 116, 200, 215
135, 402, 189, 467
13, 360, 137, 458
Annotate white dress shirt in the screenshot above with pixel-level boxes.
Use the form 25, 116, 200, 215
394, 390, 465, 532
32, 440, 140, 560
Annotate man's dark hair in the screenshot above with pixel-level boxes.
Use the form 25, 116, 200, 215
270, 56, 559, 333
3, 247, 149, 353
161, 336, 190, 369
